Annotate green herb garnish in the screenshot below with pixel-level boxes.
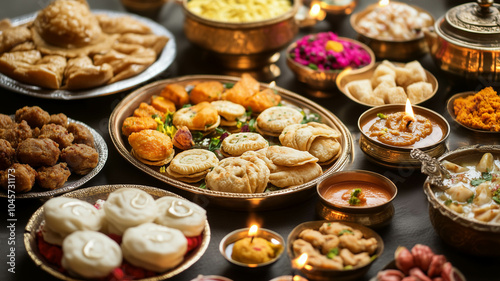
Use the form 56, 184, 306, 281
192, 131, 204, 142
444, 199, 452, 206
348, 188, 363, 206
377, 113, 387, 119
471, 171, 492, 186
224, 83, 234, 89
326, 247, 339, 259
467, 195, 475, 204
182, 103, 193, 109
338, 229, 354, 236
199, 182, 207, 189
493, 189, 500, 204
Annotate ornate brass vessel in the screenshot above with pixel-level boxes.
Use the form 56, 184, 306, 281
424, 0, 500, 82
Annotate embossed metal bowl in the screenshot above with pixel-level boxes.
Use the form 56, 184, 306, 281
24, 184, 211, 280
423, 145, 500, 257
287, 221, 383, 281
316, 170, 397, 228
358, 104, 450, 169
286, 37, 375, 90
350, 1, 434, 61
182, 0, 299, 70
424, 0, 500, 82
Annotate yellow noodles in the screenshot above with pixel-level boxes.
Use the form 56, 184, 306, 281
187, 0, 292, 23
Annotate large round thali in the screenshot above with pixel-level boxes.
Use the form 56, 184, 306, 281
109, 75, 354, 210
0, 10, 176, 100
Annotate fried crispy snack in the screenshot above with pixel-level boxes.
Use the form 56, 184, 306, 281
172, 102, 220, 132
128, 129, 174, 166
256, 106, 303, 137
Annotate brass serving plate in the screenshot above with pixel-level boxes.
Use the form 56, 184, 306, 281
0, 10, 176, 100
423, 145, 500, 257
336, 62, 438, 107
24, 184, 211, 281
0, 117, 107, 199
358, 104, 450, 169
286, 37, 375, 90
447, 92, 500, 134
109, 75, 354, 210
287, 220, 383, 281
350, 1, 434, 61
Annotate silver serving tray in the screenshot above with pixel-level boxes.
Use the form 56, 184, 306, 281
109, 75, 354, 211
0, 10, 176, 100
0, 117, 108, 199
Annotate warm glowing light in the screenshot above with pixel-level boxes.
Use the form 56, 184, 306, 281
269, 81, 276, 88
405, 98, 415, 120
379, 0, 390, 7
309, 3, 326, 21
293, 253, 308, 269
248, 225, 258, 237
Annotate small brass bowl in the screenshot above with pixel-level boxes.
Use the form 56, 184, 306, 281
286, 37, 375, 90
358, 104, 450, 169
316, 170, 397, 228
423, 145, 500, 257
350, 1, 434, 61
182, 0, 299, 70
220, 228, 285, 268
287, 221, 383, 281
120, 0, 166, 18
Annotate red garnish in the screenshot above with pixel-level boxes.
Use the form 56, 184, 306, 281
186, 234, 203, 252
37, 231, 63, 267
107, 233, 123, 245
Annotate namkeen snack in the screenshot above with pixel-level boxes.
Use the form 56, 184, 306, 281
187, 0, 292, 23
453, 87, 500, 132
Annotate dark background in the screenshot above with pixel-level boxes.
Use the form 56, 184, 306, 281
1, 0, 499, 281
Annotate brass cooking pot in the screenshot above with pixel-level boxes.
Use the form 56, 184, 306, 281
424, 0, 500, 82
182, 0, 299, 70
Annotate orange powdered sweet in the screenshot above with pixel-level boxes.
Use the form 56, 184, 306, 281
453, 87, 500, 132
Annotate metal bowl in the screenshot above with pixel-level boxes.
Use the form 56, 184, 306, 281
182, 0, 299, 70
286, 37, 375, 90
358, 104, 450, 169
24, 184, 211, 281
350, 1, 434, 61
424, 0, 500, 82
423, 145, 500, 257
316, 170, 397, 228
287, 220, 384, 281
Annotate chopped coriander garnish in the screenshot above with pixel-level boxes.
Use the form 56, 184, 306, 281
377, 113, 387, 119
471, 171, 492, 186
199, 182, 207, 189
326, 247, 339, 259
493, 189, 500, 204
223, 83, 234, 89
348, 188, 362, 206
444, 199, 452, 206
338, 229, 353, 236
182, 103, 193, 108
467, 195, 474, 204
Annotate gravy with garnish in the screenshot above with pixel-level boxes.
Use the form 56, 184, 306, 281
361, 110, 445, 148
322, 181, 392, 207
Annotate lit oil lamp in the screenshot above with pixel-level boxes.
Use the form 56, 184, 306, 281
268, 253, 308, 281
219, 224, 284, 268
379, 0, 390, 7
297, 2, 326, 28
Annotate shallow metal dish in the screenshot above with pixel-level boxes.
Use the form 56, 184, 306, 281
287, 220, 383, 281
24, 184, 211, 281
109, 75, 354, 210
0, 10, 176, 100
350, 1, 434, 61
336, 62, 438, 107
447, 91, 500, 134
423, 145, 500, 257
0, 117, 107, 199
286, 37, 375, 90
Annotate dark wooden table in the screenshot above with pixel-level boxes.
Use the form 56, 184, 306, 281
1, 0, 499, 280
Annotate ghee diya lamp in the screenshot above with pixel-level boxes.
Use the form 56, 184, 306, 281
358, 99, 449, 168
219, 224, 284, 268
296, 2, 327, 28
316, 170, 397, 228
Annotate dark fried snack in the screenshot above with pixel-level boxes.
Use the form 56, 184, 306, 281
16, 138, 60, 167
38, 123, 74, 148
67, 122, 95, 148
36, 162, 71, 190
61, 143, 98, 175
0, 120, 32, 148
0, 163, 36, 193
0, 139, 15, 170
49, 113, 68, 127
0, 113, 14, 129
15, 106, 50, 128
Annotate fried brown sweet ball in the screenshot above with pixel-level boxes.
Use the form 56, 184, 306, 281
39, 123, 74, 148
0, 163, 36, 193
67, 122, 94, 148
36, 163, 71, 190
0, 114, 14, 129
0, 120, 32, 148
16, 138, 60, 167
49, 113, 68, 127
0, 139, 15, 170
15, 106, 50, 128
61, 143, 98, 175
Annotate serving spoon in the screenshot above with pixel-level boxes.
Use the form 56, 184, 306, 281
410, 148, 451, 190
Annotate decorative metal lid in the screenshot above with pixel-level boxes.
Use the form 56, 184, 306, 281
436, 0, 500, 48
